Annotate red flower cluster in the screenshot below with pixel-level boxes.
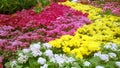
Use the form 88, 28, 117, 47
0, 3, 88, 29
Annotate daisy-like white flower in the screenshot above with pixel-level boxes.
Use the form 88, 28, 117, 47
111, 43, 118, 51
95, 66, 104, 68
30, 43, 41, 51
72, 0, 78, 2
17, 55, 28, 64
38, 57, 46, 65
108, 52, 116, 58
83, 61, 91, 66
43, 43, 52, 49
115, 61, 120, 68
32, 50, 42, 57
23, 48, 30, 53
99, 54, 109, 62
44, 49, 53, 58
94, 52, 101, 57
104, 45, 111, 49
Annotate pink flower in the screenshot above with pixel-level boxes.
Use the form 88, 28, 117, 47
0, 57, 3, 63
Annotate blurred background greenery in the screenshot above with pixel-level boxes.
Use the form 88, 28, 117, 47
0, 0, 50, 14
0, 0, 120, 14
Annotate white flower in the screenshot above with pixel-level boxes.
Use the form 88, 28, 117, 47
18, 53, 23, 57
108, 52, 116, 58
17, 55, 28, 64
104, 45, 111, 49
115, 61, 120, 68
50, 57, 56, 63
99, 54, 109, 62
67, 57, 75, 63
94, 52, 101, 57
95, 66, 104, 68
40, 64, 48, 68
43, 43, 52, 49
71, 67, 77, 68
104, 43, 118, 51
32, 50, 42, 57
23, 48, 30, 53
83, 61, 91, 66
30, 43, 41, 51
11, 60, 17, 68
50, 54, 67, 67
54, 54, 65, 66
38, 57, 46, 65
44, 50, 53, 58
72, 0, 78, 2
111, 43, 118, 51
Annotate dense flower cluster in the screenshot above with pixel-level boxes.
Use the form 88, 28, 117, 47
49, 1, 120, 58
5, 42, 120, 68
60, 1, 102, 20
5, 42, 75, 68
49, 15, 120, 58
41, 14, 91, 41
0, 8, 90, 54
91, 2, 120, 16
81, 43, 120, 68
0, 25, 40, 52
102, 2, 120, 16
0, 3, 91, 66
1, 1, 120, 68
0, 3, 87, 29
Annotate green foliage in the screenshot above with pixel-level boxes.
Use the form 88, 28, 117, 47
0, 0, 50, 14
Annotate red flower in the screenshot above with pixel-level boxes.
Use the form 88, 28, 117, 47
0, 63, 3, 68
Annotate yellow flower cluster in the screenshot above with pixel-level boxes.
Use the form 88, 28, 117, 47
59, 1, 102, 20
49, 15, 120, 58
49, 1, 120, 58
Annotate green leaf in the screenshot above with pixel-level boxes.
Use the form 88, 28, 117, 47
105, 61, 115, 68
89, 57, 101, 66
15, 65, 23, 68
5, 62, 11, 68
33, 7, 42, 13
28, 58, 39, 68
47, 62, 55, 68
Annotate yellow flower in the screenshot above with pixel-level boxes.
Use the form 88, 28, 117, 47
49, 1, 120, 59
63, 47, 70, 54
59, 1, 102, 21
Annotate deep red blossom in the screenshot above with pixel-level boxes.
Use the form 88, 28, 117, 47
0, 3, 88, 29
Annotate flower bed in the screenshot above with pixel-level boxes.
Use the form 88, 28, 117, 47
0, 1, 120, 68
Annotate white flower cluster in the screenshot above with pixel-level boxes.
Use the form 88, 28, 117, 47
17, 53, 28, 64
30, 42, 43, 57
104, 42, 118, 51
94, 52, 109, 62
9, 42, 76, 68
94, 43, 118, 62
50, 54, 75, 67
